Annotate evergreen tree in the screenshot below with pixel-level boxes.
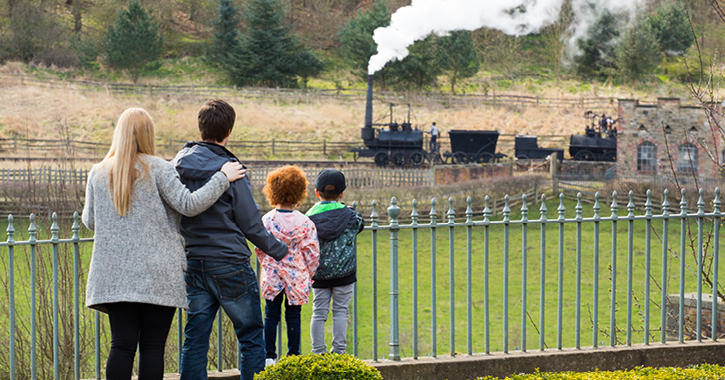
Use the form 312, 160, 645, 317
574, 11, 620, 77
615, 20, 661, 86
388, 35, 440, 90
206, 0, 242, 70
104, 1, 163, 83
232, 0, 300, 87
294, 48, 325, 89
647, 3, 695, 56
338, 0, 391, 80
436, 30, 479, 94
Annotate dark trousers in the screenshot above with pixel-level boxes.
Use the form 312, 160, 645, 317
105, 302, 176, 380
429, 136, 438, 154
264, 292, 301, 359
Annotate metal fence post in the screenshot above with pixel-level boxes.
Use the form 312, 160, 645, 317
610, 192, 618, 347
371, 200, 379, 361
503, 195, 511, 353
644, 190, 653, 344
539, 194, 547, 351
29, 215, 37, 379
557, 193, 565, 350
388, 198, 401, 361
679, 189, 688, 343
712, 188, 721, 341
51, 213, 60, 380
520, 194, 529, 352
483, 196, 491, 354
465, 197, 473, 356
7, 215, 15, 380
430, 198, 438, 357
660, 190, 670, 344
411, 200, 419, 359
592, 193, 601, 348
696, 189, 705, 341
73, 212, 81, 379
447, 197, 456, 357
626, 191, 635, 346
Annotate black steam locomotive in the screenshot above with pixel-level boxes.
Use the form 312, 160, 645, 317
568, 111, 617, 162
351, 75, 503, 167
352, 75, 617, 166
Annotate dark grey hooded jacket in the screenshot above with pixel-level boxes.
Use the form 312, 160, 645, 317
172, 142, 287, 264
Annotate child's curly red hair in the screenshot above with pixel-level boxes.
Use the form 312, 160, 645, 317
263, 165, 309, 207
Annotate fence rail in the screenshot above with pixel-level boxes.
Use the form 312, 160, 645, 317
0, 73, 634, 110
2, 186, 725, 378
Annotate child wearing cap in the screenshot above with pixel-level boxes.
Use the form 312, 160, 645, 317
254, 165, 320, 366
306, 168, 365, 355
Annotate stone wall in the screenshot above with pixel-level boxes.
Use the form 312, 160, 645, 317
433, 163, 513, 185
617, 98, 722, 180
560, 161, 616, 177
665, 293, 725, 340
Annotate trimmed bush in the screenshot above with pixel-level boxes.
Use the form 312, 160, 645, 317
255, 353, 382, 380
477, 364, 725, 379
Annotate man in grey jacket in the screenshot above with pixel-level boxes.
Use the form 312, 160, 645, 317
172, 99, 288, 380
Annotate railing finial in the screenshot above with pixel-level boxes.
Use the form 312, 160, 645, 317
558, 193, 565, 221
7, 214, 14, 244
51, 213, 59, 242
645, 190, 653, 218
697, 188, 705, 217
465, 197, 473, 224
503, 194, 511, 223
680, 189, 688, 215
483, 195, 491, 224
29, 214, 37, 243
576, 192, 583, 221
411, 199, 419, 226
627, 191, 635, 219
388, 197, 401, 227
662, 189, 670, 217
539, 193, 548, 221
72, 211, 80, 242
371, 200, 379, 228
714, 188, 721, 216
593, 192, 601, 220
430, 198, 438, 225
447, 197, 455, 224
610, 191, 618, 219
521, 193, 528, 223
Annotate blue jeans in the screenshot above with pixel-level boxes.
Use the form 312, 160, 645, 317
180, 260, 264, 380
264, 292, 301, 359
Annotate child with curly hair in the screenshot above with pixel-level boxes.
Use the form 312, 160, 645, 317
255, 165, 320, 366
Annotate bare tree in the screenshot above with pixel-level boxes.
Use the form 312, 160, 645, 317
540, 0, 572, 85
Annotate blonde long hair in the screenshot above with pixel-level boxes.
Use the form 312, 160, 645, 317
97, 108, 157, 216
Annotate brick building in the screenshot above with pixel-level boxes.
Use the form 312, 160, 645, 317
617, 98, 722, 180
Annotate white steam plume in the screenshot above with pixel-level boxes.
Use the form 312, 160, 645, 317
368, 0, 640, 75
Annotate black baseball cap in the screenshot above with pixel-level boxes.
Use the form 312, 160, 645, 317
315, 168, 346, 194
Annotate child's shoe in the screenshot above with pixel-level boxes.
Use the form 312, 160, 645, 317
265, 358, 276, 367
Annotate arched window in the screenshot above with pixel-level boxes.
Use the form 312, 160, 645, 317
677, 143, 699, 173
637, 142, 657, 172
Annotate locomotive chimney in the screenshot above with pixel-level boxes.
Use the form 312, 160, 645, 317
364, 74, 373, 129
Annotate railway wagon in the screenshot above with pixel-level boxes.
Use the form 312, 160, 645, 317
514, 135, 564, 161
446, 130, 504, 164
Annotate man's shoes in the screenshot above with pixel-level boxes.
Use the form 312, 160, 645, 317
265, 358, 276, 367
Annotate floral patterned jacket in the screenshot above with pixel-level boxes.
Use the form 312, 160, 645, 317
255, 209, 320, 305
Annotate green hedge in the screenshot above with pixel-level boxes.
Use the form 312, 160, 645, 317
254, 353, 382, 380
477, 364, 725, 379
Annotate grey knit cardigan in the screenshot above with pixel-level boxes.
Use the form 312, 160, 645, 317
82, 155, 230, 313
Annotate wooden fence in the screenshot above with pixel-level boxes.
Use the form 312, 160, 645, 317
1, 73, 680, 110
0, 166, 436, 188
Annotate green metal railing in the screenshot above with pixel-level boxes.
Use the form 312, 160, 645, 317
2, 188, 725, 378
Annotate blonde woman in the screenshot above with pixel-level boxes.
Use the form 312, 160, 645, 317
81, 108, 245, 380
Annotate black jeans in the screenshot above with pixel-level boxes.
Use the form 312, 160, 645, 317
105, 302, 176, 380
264, 292, 301, 359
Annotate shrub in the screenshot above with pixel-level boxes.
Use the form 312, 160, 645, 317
255, 354, 382, 380
476, 364, 725, 379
